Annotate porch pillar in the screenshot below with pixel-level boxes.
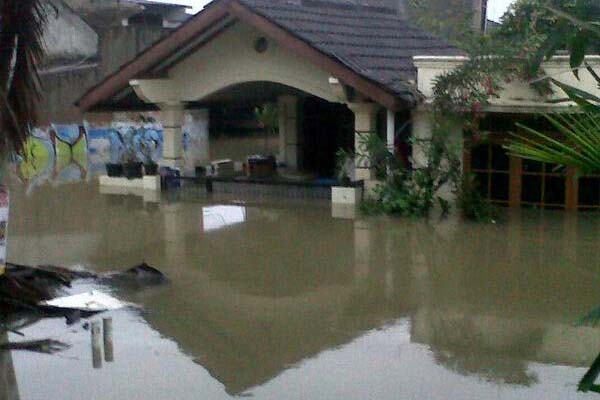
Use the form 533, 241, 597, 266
411, 105, 434, 170
277, 95, 301, 169
386, 109, 395, 178
159, 103, 185, 169
348, 102, 380, 182
183, 109, 210, 173
412, 104, 463, 201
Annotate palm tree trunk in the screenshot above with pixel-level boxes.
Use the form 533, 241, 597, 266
0, 331, 20, 400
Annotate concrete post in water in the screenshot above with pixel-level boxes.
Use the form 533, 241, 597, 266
159, 103, 185, 170
91, 321, 102, 369
103, 318, 114, 363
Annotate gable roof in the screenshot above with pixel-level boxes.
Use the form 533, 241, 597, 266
76, 0, 461, 112
238, 0, 460, 95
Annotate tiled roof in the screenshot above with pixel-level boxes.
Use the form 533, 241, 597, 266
238, 0, 462, 97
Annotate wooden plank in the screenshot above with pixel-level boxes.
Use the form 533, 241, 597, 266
565, 165, 579, 211
509, 156, 522, 208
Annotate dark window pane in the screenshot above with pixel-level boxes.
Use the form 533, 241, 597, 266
523, 159, 543, 173
579, 177, 600, 206
471, 145, 489, 170
475, 172, 489, 198
490, 173, 509, 201
490, 145, 509, 171
522, 175, 542, 203
545, 176, 566, 205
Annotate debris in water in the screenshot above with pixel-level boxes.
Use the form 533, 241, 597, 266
0, 339, 71, 354
101, 262, 169, 289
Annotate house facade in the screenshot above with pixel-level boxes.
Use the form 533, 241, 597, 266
416, 56, 600, 211
76, 0, 600, 210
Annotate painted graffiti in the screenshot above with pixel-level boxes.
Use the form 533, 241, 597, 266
15, 113, 205, 192
16, 125, 89, 190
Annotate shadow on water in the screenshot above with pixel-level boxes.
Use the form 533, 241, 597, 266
4, 183, 600, 399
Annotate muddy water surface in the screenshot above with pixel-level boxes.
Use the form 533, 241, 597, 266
3, 182, 600, 400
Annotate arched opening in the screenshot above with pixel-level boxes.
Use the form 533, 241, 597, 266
190, 81, 354, 179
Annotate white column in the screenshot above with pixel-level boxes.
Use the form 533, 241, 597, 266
183, 109, 210, 173
411, 105, 434, 170
348, 103, 380, 182
412, 104, 463, 201
277, 95, 301, 169
386, 109, 395, 178
159, 103, 185, 169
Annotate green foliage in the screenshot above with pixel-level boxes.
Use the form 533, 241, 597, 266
432, 0, 600, 126
505, 4, 600, 176
0, 0, 47, 155
576, 304, 600, 328
335, 148, 354, 186
357, 123, 464, 219
578, 352, 600, 394
355, 132, 401, 180
506, 111, 600, 175
406, 0, 479, 45
458, 174, 500, 222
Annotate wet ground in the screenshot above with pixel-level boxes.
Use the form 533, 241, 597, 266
2, 182, 600, 399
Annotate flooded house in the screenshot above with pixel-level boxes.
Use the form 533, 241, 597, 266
72, 0, 600, 210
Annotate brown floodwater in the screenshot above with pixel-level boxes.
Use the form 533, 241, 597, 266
2, 182, 600, 400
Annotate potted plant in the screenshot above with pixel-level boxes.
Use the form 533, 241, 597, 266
140, 138, 159, 176
144, 161, 158, 176
106, 162, 123, 177
331, 148, 362, 204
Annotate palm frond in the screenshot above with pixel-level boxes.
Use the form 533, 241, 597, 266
0, 0, 47, 155
505, 112, 600, 176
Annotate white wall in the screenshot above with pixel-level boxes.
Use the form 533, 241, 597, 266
414, 55, 600, 112
43, 0, 98, 64
168, 22, 342, 104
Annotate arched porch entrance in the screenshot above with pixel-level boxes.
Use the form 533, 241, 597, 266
195, 81, 355, 178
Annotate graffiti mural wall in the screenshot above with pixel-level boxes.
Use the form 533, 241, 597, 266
15, 112, 209, 192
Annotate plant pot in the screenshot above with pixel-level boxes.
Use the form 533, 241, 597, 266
106, 163, 123, 177
123, 162, 143, 180
144, 163, 158, 176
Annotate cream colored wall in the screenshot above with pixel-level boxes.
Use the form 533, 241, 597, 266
414, 55, 600, 112
168, 22, 342, 104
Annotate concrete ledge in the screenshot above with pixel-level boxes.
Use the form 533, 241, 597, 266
99, 175, 161, 191
332, 186, 362, 205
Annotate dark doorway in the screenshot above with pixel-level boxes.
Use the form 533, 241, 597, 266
301, 97, 354, 178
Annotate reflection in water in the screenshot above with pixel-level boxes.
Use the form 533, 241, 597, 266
6, 183, 600, 399
202, 206, 246, 232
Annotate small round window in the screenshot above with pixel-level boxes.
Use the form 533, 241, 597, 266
254, 37, 268, 53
